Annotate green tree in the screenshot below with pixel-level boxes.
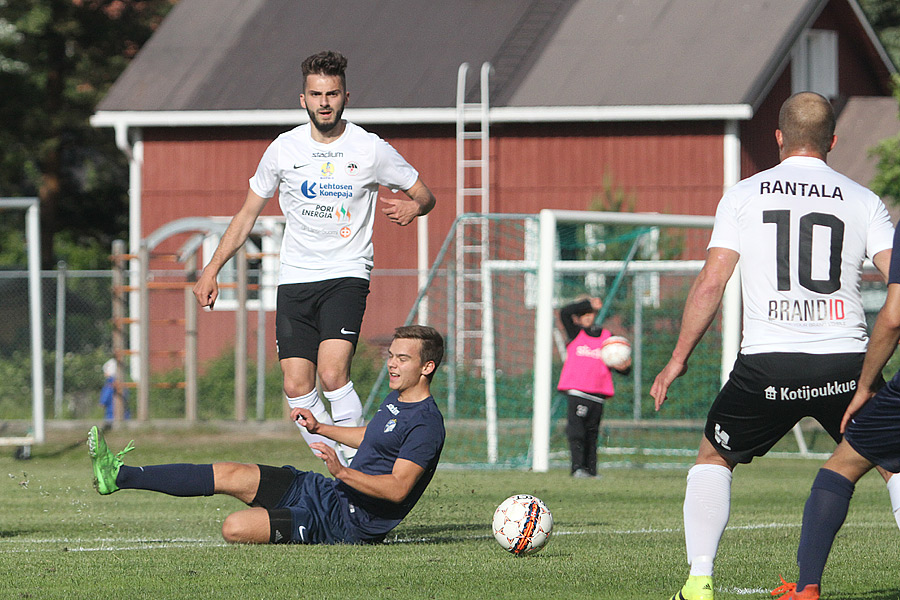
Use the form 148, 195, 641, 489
870, 75, 900, 205
0, 0, 173, 269
859, 0, 900, 68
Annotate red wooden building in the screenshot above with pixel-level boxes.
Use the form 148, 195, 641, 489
92, 0, 897, 370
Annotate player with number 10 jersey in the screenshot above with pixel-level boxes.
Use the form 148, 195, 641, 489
709, 155, 894, 355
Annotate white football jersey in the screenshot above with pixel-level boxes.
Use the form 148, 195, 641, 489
708, 156, 894, 354
249, 122, 419, 284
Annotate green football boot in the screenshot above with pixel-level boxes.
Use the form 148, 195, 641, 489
87, 425, 134, 495
670, 575, 714, 600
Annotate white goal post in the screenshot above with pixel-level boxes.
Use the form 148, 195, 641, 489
0, 197, 44, 445
529, 209, 740, 472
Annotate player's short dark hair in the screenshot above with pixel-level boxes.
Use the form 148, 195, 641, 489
778, 92, 835, 157
301, 50, 348, 90
393, 325, 444, 374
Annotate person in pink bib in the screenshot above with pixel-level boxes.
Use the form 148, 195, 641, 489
557, 297, 631, 478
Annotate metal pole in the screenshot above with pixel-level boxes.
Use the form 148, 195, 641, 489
531, 209, 557, 472
138, 244, 150, 421
26, 202, 44, 443
633, 274, 643, 421
111, 240, 127, 423
256, 269, 266, 422
235, 245, 248, 422
54, 261, 67, 418
184, 257, 198, 422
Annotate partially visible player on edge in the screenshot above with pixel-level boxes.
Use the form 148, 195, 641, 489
650, 92, 898, 600
192, 50, 436, 464
87, 325, 445, 546
771, 224, 900, 599
557, 297, 631, 478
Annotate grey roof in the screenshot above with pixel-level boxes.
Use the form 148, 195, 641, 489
830, 96, 900, 189
97, 0, 893, 113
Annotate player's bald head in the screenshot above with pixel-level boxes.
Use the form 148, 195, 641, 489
777, 92, 835, 157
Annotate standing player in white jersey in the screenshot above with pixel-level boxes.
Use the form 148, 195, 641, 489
193, 51, 436, 463
650, 92, 898, 600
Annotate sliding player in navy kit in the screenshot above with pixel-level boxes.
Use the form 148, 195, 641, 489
88, 326, 445, 545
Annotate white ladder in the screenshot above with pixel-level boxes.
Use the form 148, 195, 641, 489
455, 62, 491, 371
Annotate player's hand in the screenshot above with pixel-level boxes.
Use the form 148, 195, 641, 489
650, 359, 688, 411
380, 197, 419, 226
193, 269, 219, 309
309, 441, 344, 476
840, 388, 874, 434
292, 408, 319, 433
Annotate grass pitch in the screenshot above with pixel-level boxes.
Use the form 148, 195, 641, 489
1, 424, 899, 599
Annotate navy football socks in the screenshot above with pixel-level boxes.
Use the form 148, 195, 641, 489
796, 468, 854, 591
117, 463, 215, 497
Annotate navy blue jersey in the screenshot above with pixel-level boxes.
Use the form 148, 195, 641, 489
336, 391, 445, 541
889, 225, 900, 285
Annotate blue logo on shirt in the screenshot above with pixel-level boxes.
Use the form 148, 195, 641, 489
384, 418, 397, 433
301, 181, 317, 199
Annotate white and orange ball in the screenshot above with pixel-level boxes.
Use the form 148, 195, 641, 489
600, 335, 631, 370
492, 494, 553, 556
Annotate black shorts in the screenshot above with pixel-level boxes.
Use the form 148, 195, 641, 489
275, 277, 369, 362
845, 375, 900, 474
251, 465, 355, 544
705, 352, 864, 464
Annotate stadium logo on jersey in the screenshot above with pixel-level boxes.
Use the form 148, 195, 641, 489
384, 418, 397, 433
760, 180, 843, 200
768, 298, 845, 322
345, 162, 359, 175
387, 403, 400, 415
776, 379, 856, 401
714, 423, 731, 450
312, 150, 343, 158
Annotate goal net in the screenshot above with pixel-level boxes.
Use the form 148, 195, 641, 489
365, 211, 872, 470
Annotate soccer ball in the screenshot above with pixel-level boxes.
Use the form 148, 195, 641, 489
600, 335, 631, 370
492, 494, 553, 556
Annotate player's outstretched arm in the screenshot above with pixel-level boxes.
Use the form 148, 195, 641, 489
379, 178, 435, 226
292, 407, 366, 448
651, 247, 738, 411
841, 282, 900, 431
193, 189, 269, 309
311, 445, 425, 504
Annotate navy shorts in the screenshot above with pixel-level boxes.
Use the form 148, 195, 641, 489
705, 352, 864, 464
275, 277, 369, 362
845, 376, 900, 474
256, 465, 356, 544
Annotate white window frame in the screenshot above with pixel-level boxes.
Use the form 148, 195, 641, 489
792, 29, 838, 98
201, 216, 282, 311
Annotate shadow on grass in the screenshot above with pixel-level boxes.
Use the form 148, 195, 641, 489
385, 522, 488, 544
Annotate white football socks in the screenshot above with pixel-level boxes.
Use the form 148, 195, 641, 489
286, 390, 347, 466
324, 381, 363, 461
324, 381, 364, 427
886, 473, 900, 531
683, 464, 733, 577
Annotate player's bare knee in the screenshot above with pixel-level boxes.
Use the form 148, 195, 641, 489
282, 380, 314, 399
316, 368, 349, 392
221, 513, 252, 543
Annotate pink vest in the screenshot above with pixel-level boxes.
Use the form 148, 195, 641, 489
557, 329, 615, 397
